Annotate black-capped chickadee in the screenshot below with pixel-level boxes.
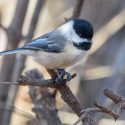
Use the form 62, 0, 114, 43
0, 19, 94, 82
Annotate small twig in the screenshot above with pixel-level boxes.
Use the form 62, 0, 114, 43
74, 101, 119, 125
73, 88, 125, 125
94, 101, 119, 120
72, 0, 85, 18
104, 88, 124, 104
103, 88, 125, 118
25, 0, 45, 43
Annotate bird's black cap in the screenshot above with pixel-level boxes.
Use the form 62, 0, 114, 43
73, 19, 94, 40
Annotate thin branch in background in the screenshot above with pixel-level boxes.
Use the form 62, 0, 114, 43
25, 0, 45, 42
0, 103, 35, 120
65, 0, 84, 21
1, 0, 44, 125
94, 102, 118, 120
0, 0, 30, 124
72, 0, 85, 18
0, 0, 29, 81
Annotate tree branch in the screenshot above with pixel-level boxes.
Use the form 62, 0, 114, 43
18, 70, 82, 117
104, 88, 124, 104
1, 69, 125, 125
44, 69, 83, 117
16, 68, 84, 123
56, 84, 83, 117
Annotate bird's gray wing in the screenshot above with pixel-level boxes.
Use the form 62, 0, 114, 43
23, 32, 66, 53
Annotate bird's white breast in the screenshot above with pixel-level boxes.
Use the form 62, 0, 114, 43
33, 44, 85, 69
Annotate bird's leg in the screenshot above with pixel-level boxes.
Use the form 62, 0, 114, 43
55, 68, 72, 84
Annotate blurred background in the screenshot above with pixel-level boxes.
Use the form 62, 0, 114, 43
0, 0, 125, 125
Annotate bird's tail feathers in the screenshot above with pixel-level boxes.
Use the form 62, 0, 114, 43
0, 48, 32, 56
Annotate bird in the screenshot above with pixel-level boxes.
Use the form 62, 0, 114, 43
0, 19, 94, 83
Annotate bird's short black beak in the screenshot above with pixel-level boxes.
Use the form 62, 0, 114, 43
82, 41, 92, 50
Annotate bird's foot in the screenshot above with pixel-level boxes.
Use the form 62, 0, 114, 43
55, 68, 72, 84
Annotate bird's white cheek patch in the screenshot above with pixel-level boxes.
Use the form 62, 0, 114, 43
59, 20, 87, 43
